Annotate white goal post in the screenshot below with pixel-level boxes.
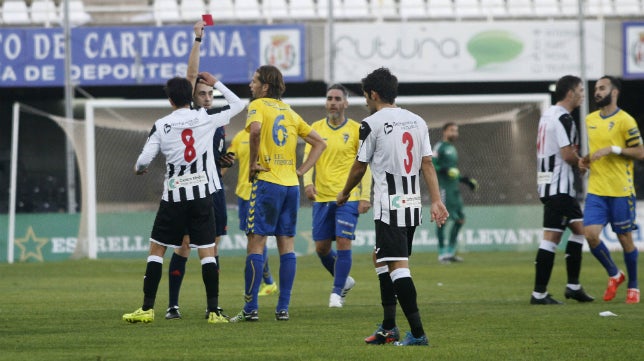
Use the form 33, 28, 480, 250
8, 93, 550, 262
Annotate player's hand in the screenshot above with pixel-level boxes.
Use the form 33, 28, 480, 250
218, 152, 235, 168
249, 163, 269, 183
198, 72, 218, 86
134, 165, 148, 175
430, 201, 449, 228
447, 167, 460, 180
460, 176, 479, 191
194, 20, 205, 37
336, 192, 350, 206
590, 146, 612, 162
578, 156, 590, 174
358, 200, 372, 214
304, 185, 316, 201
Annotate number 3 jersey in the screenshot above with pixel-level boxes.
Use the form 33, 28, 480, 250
357, 107, 432, 227
135, 81, 244, 202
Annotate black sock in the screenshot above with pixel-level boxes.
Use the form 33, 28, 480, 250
168, 253, 187, 308
392, 277, 424, 338
142, 261, 162, 310
378, 272, 397, 330
202, 262, 219, 312
565, 241, 582, 285
534, 248, 555, 293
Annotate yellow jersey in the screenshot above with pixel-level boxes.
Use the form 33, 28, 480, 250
586, 108, 642, 197
245, 98, 312, 186
228, 129, 252, 200
303, 118, 372, 202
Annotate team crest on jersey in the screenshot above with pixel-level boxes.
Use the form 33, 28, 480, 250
384, 123, 393, 135
164, 124, 171, 134
608, 121, 615, 131
343, 133, 349, 143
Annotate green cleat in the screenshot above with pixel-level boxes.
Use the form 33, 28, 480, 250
123, 308, 154, 323
258, 282, 278, 296
207, 310, 229, 324
228, 309, 259, 323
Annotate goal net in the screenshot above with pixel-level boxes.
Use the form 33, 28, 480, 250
8, 94, 549, 261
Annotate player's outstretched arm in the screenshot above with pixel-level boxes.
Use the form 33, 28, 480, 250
187, 20, 205, 88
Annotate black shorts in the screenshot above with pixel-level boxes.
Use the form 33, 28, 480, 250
374, 220, 416, 263
151, 197, 216, 247
212, 188, 227, 237
540, 194, 583, 231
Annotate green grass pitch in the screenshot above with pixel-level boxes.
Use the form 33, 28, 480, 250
1, 251, 642, 360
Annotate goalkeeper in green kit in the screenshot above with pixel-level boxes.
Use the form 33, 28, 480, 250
433, 123, 478, 263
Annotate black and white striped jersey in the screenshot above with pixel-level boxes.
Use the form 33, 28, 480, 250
357, 107, 432, 227
135, 81, 244, 202
536, 105, 577, 198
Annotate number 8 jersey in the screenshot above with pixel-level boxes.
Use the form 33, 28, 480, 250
135, 81, 244, 202
357, 107, 432, 227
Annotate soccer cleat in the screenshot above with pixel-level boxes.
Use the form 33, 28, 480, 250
394, 331, 429, 346
275, 310, 289, 321
204, 306, 228, 319
448, 255, 464, 263
258, 282, 278, 296
626, 288, 640, 304
207, 310, 229, 324
228, 309, 259, 323
564, 287, 595, 303
530, 294, 563, 305
603, 271, 625, 301
329, 293, 343, 308
123, 308, 154, 323
165, 306, 181, 320
364, 324, 400, 345
340, 276, 355, 304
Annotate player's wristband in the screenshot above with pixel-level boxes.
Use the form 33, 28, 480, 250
611, 146, 622, 155
195, 37, 202, 42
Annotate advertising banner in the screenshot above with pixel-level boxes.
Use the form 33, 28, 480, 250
331, 20, 604, 82
0, 24, 305, 86
3, 204, 642, 263
623, 21, 644, 79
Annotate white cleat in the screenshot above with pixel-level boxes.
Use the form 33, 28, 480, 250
329, 293, 343, 308
340, 276, 355, 304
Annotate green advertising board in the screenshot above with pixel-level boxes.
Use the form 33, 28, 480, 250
0, 205, 545, 263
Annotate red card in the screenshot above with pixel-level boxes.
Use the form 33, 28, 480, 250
202, 14, 214, 26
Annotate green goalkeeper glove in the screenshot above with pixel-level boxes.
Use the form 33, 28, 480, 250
460, 176, 479, 191
447, 167, 460, 179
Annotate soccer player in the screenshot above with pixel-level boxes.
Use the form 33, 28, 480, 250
432, 123, 478, 263
337, 67, 448, 346
578, 75, 644, 304
228, 129, 278, 297
531, 75, 594, 305
165, 20, 235, 322
122, 74, 244, 323
303, 83, 372, 308
229, 65, 326, 322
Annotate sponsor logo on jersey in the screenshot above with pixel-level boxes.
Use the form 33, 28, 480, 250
389, 194, 421, 209
167, 171, 208, 190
